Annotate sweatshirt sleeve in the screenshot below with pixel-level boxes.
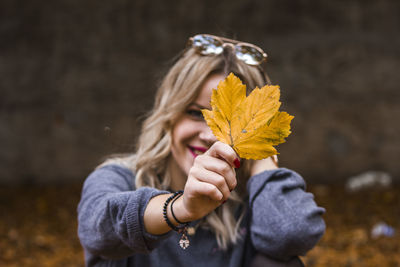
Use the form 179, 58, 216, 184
77, 164, 171, 259
247, 168, 326, 261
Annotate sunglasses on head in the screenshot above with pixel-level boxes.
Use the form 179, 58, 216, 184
187, 34, 268, 66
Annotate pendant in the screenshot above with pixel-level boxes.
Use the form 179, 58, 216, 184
187, 226, 196, 236
179, 232, 190, 249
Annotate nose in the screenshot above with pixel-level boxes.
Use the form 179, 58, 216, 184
199, 125, 217, 146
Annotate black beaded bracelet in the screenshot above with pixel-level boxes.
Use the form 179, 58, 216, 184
162, 190, 191, 249
162, 191, 185, 232
170, 193, 187, 225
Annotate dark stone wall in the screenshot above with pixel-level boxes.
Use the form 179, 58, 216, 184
1, 0, 399, 184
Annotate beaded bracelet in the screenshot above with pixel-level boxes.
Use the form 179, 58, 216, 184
163, 191, 185, 231
162, 190, 191, 249
171, 193, 187, 225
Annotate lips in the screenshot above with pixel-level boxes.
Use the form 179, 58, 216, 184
188, 145, 208, 158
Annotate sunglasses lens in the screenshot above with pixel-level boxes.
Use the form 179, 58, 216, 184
192, 35, 223, 56
235, 45, 265, 65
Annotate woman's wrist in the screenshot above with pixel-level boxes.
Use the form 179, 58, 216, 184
163, 191, 192, 250
169, 195, 193, 223
250, 156, 278, 176
163, 191, 188, 231
144, 193, 176, 235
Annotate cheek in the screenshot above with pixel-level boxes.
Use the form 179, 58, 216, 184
172, 119, 197, 145
170, 121, 196, 169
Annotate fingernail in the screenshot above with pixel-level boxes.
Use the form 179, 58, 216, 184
233, 158, 241, 168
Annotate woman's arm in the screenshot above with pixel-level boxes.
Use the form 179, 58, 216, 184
143, 193, 182, 235
247, 168, 326, 261
77, 165, 171, 259
78, 140, 240, 260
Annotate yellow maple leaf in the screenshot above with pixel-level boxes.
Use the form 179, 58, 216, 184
202, 73, 294, 160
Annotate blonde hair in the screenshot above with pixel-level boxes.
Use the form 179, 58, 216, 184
102, 45, 269, 249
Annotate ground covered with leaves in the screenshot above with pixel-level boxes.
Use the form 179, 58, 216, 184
0, 183, 399, 266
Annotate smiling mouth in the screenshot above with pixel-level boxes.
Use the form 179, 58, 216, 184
188, 145, 208, 158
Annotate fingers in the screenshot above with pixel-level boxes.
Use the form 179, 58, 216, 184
205, 141, 240, 169
187, 179, 224, 202
194, 155, 237, 192
190, 165, 231, 201
184, 141, 240, 207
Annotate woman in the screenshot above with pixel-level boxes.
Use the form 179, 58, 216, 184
78, 34, 325, 267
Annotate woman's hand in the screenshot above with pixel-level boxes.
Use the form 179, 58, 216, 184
174, 141, 240, 222
250, 155, 278, 177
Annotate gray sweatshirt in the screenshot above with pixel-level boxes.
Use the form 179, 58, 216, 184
77, 165, 325, 267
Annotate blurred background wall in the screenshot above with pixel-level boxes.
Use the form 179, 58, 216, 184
0, 0, 399, 185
